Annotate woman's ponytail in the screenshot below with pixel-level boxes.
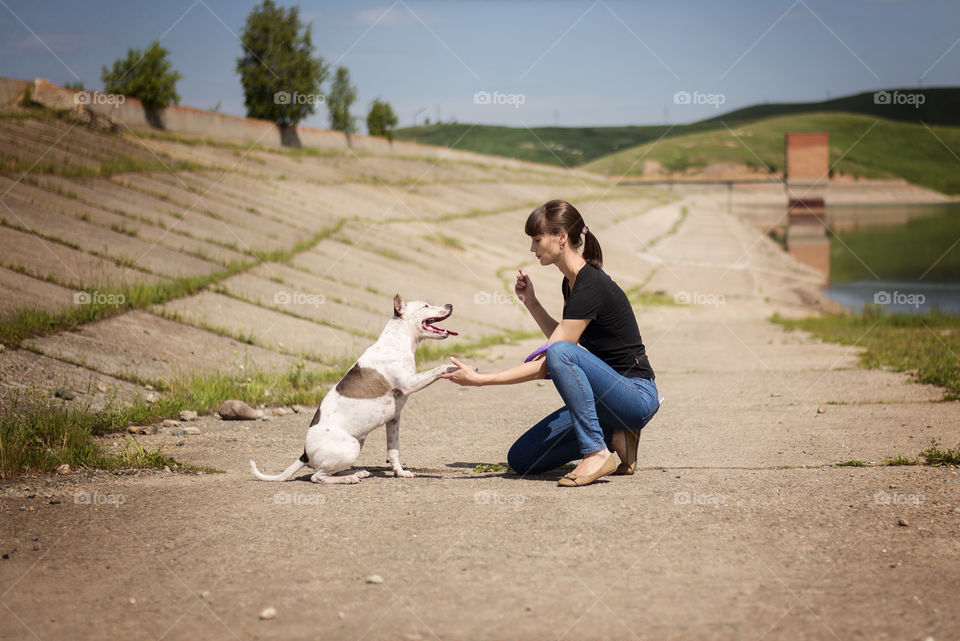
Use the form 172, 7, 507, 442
581, 227, 603, 269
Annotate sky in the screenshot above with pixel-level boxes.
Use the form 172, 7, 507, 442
1, 0, 958, 130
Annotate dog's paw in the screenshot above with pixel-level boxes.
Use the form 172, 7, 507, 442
443, 365, 459, 374
354, 469, 371, 479
393, 469, 416, 478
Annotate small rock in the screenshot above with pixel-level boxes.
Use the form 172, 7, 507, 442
817, 406, 826, 414
170, 429, 184, 437
261, 415, 272, 422
48, 499, 60, 505
96, 383, 108, 393
137, 425, 158, 435
145, 392, 160, 404
56, 464, 70, 475
129, 598, 136, 605
179, 410, 198, 421
365, 574, 384, 584
54, 388, 74, 401
291, 405, 307, 414
218, 400, 259, 420
127, 426, 139, 434
200, 590, 211, 599
337, 611, 345, 619
175, 438, 185, 447
162, 419, 179, 428
272, 407, 287, 417
183, 427, 201, 436
259, 607, 277, 620
256, 409, 265, 418
144, 384, 153, 391
898, 518, 909, 527
32, 543, 40, 551
31, 536, 39, 541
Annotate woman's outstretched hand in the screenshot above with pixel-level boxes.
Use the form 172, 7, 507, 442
440, 357, 484, 386
515, 268, 535, 304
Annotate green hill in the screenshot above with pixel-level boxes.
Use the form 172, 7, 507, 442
392, 87, 960, 193
582, 112, 960, 195
392, 123, 672, 168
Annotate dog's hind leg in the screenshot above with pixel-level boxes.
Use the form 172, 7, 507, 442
385, 417, 414, 478
311, 469, 365, 484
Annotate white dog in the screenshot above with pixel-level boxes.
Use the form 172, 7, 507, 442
250, 295, 457, 484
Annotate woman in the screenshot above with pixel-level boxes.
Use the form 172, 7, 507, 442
441, 199, 659, 487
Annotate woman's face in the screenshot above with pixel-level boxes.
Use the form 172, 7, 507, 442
529, 229, 565, 265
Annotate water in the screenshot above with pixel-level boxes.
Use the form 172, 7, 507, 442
823, 202, 960, 314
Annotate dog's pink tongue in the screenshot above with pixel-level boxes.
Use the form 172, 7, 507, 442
429, 324, 458, 335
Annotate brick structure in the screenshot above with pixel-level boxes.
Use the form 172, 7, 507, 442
784, 133, 830, 282
785, 132, 829, 182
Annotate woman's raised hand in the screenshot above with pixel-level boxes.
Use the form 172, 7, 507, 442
515, 269, 535, 304
439, 357, 484, 386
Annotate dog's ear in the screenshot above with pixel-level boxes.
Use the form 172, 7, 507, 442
393, 294, 403, 317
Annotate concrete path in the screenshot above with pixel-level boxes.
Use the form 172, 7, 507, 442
2, 190, 958, 641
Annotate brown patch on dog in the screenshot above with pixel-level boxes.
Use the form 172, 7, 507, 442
393, 294, 403, 317
335, 365, 392, 399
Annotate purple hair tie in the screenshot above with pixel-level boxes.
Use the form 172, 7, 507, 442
524, 343, 552, 379
582, 225, 589, 235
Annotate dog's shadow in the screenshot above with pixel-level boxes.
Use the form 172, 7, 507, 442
291, 465, 444, 482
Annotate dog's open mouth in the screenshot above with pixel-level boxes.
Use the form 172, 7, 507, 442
422, 311, 458, 337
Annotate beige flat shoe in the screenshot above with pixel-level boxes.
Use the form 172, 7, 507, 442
557, 453, 618, 487
613, 428, 641, 475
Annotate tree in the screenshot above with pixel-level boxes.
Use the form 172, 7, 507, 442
366, 99, 398, 141
236, 0, 327, 127
326, 66, 357, 133
101, 42, 181, 108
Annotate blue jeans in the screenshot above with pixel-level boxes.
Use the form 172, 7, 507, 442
508, 341, 659, 475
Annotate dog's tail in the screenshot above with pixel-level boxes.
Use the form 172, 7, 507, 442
249, 450, 309, 482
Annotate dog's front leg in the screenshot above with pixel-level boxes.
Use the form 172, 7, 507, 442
400, 365, 458, 395
385, 416, 414, 478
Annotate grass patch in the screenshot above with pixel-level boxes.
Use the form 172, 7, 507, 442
424, 233, 465, 251
473, 463, 508, 473
0, 361, 335, 477
919, 439, 960, 466
771, 308, 960, 399
837, 459, 869, 467
883, 455, 920, 466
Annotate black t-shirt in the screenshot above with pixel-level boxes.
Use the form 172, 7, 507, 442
562, 264, 655, 379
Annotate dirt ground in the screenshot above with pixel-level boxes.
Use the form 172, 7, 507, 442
2, 190, 958, 641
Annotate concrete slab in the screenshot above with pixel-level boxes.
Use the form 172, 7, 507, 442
156, 291, 363, 362
24, 310, 302, 383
